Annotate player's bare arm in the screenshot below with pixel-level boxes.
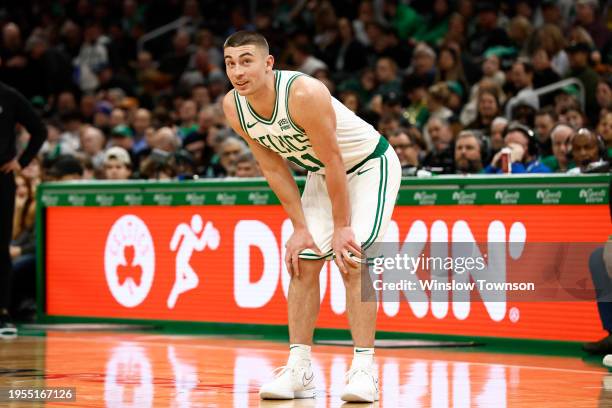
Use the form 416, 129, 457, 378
288, 76, 362, 273
222, 91, 321, 276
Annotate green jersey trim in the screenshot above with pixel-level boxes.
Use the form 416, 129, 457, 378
346, 136, 389, 174
246, 70, 281, 124
362, 154, 388, 250
285, 73, 306, 133
233, 90, 248, 134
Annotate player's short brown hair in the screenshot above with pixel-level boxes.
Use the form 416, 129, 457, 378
223, 31, 269, 54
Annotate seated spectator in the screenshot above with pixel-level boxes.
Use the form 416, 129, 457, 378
534, 108, 557, 157
596, 77, 611, 115
103, 147, 132, 180
150, 127, 180, 153
598, 112, 612, 157
509, 90, 539, 128
374, 57, 402, 98
80, 126, 106, 170
109, 124, 134, 152
178, 99, 198, 139
466, 88, 501, 133
426, 82, 454, 123
174, 150, 197, 180
454, 130, 486, 174
10, 173, 36, 320
485, 123, 551, 173
377, 113, 401, 139
291, 42, 328, 76
533, 48, 561, 90
407, 43, 437, 86
422, 117, 454, 174
542, 124, 575, 173
139, 151, 177, 180
401, 74, 429, 129
565, 40, 599, 125
40, 120, 75, 160
216, 136, 247, 178
567, 128, 609, 174
388, 127, 425, 176
183, 132, 214, 176
131, 108, 152, 155
489, 116, 508, 153
46, 154, 84, 181
234, 152, 261, 177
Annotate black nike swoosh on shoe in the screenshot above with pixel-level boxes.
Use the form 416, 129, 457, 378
302, 371, 314, 387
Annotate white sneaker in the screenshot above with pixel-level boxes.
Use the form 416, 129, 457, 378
259, 361, 316, 400
341, 364, 379, 402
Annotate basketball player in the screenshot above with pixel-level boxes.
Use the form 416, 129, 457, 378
222, 31, 401, 402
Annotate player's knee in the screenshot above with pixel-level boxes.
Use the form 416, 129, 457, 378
339, 265, 362, 285
291, 269, 320, 285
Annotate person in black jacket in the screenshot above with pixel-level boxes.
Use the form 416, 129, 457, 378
0, 80, 46, 338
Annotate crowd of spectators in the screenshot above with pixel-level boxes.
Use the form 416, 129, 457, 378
2, 0, 611, 188
1, 0, 611, 320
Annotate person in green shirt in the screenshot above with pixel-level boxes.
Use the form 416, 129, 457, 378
384, 0, 423, 41
541, 123, 575, 172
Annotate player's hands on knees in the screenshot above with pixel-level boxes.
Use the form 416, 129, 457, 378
332, 226, 362, 275
285, 227, 321, 278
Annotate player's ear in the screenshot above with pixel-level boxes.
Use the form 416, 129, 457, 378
265, 54, 274, 72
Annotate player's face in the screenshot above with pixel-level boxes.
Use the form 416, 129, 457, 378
224, 44, 272, 96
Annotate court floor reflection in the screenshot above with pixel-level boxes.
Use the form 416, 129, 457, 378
0, 332, 608, 407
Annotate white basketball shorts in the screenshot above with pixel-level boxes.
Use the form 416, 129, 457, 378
299, 138, 401, 261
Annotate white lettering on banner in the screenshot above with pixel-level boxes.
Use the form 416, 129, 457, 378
104, 343, 153, 408
430, 221, 449, 320
167, 346, 197, 408
234, 221, 279, 308
232, 218, 526, 321
104, 215, 155, 308
380, 220, 429, 319
378, 220, 526, 321
167, 215, 220, 309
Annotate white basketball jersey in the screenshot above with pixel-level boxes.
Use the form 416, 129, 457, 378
233, 70, 381, 174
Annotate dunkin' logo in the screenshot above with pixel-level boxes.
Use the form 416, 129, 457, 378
104, 215, 156, 307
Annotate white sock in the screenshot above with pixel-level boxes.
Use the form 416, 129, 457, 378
288, 344, 311, 366
352, 347, 374, 367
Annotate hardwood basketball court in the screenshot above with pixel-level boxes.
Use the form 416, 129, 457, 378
0, 331, 609, 407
